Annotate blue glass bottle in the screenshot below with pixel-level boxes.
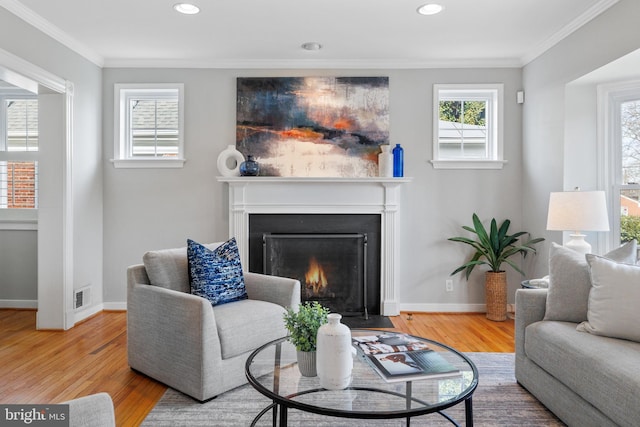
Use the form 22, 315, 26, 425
392, 144, 404, 177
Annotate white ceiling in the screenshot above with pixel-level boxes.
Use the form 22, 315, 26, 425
1, 0, 618, 68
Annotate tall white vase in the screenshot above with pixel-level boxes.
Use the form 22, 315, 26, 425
316, 313, 353, 390
378, 145, 393, 177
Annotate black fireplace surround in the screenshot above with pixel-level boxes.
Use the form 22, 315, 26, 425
248, 214, 381, 317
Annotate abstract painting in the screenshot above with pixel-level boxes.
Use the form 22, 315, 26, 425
236, 77, 389, 177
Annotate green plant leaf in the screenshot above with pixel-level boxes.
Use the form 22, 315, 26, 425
282, 301, 329, 352
448, 213, 545, 281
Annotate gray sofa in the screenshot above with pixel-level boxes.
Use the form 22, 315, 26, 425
515, 242, 640, 427
127, 243, 301, 401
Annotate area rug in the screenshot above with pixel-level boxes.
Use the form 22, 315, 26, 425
142, 353, 564, 426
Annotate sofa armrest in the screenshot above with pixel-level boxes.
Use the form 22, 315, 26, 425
244, 272, 300, 311
515, 288, 548, 357
65, 393, 115, 427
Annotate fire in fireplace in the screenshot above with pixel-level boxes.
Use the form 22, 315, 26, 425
305, 256, 329, 298
248, 214, 381, 317
262, 233, 367, 316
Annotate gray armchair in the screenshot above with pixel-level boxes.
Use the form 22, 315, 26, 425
64, 393, 115, 427
127, 242, 300, 401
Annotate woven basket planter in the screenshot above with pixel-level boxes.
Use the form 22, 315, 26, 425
485, 271, 507, 321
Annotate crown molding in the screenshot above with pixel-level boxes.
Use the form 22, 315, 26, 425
0, 0, 104, 67
103, 57, 523, 70
521, 0, 619, 65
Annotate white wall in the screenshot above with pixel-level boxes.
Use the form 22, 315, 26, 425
103, 67, 527, 311
522, 0, 640, 277
0, 8, 103, 325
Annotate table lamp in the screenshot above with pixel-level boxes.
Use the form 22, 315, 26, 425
546, 189, 610, 254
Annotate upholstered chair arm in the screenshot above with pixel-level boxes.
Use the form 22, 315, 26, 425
127, 270, 222, 401
515, 288, 548, 356
65, 393, 115, 427
127, 264, 150, 287
244, 272, 300, 311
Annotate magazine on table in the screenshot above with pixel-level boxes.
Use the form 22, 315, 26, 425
352, 333, 431, 355
352, 334, 460, 382
366, 349, 460, 383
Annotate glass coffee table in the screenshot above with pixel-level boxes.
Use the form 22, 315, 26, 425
245, 329, 478, 426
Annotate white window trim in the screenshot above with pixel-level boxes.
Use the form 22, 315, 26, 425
112, 83, 185, 169
598, 79, 640, 251
0, 93, 38, 219
430, 83, 506, 170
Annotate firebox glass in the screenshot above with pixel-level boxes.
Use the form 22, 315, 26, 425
263, 233, 366, 315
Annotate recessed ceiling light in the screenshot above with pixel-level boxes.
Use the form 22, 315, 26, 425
301, 42, 322, 51
417, 3, 444, 16
173, 3, 200, 15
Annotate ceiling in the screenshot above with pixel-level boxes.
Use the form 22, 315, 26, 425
1, 0, 618, 68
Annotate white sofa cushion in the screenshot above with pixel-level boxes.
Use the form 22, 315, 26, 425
544, 241, 637, 322
577, 254, 640, 342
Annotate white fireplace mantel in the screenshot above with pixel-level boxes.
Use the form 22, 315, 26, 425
217, 176, 411, 316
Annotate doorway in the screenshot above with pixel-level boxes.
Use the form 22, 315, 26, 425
0, 48, 74, 330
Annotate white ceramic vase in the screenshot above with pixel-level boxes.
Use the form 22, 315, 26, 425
316, 313, 353, 390
378, 145, 393, 177
217, 145, 245, 177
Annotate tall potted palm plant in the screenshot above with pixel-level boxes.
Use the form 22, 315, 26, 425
449, 213, 544, 321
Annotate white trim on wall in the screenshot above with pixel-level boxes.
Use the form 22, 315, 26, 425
400, 303, 486, 313
0, 47, 66, 93
0, 299, 37, 309
0, 0, 104, 67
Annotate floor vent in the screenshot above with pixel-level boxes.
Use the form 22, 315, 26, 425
74, 286, 91, 310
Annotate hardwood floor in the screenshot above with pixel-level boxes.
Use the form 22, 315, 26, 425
0, 309, 513, 426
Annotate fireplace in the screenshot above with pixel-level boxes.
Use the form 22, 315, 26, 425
217, 176, 410, 316
249, 214, 381, 317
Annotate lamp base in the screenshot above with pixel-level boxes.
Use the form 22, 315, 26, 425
565, 233, 592, 255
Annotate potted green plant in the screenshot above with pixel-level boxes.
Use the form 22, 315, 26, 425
449, 213, 544, 321
283, 301, 329, 376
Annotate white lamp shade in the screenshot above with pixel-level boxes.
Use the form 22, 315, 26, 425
546, 190, 610, 232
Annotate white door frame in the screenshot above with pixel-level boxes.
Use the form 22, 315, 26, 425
0, 47, 74, 330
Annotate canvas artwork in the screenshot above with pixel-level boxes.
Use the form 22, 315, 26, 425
236, 77, 389, 177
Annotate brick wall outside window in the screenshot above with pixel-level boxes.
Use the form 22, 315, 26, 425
3, 161, 37, 208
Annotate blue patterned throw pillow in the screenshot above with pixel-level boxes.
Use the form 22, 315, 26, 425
187, 238, 248, 306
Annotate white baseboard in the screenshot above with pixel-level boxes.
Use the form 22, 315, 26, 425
399, 303, 486, 313
0, 299, 37, 309
103, 302, 127, 311
73, 303, 104, 324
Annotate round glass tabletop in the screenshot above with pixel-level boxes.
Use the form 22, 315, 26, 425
245, 329, 478, 425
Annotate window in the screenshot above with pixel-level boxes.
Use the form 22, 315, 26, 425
431, 84, 505, 169
0, 96, 38, 211
602, 81, 640, 247
113, 84, 185, 168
